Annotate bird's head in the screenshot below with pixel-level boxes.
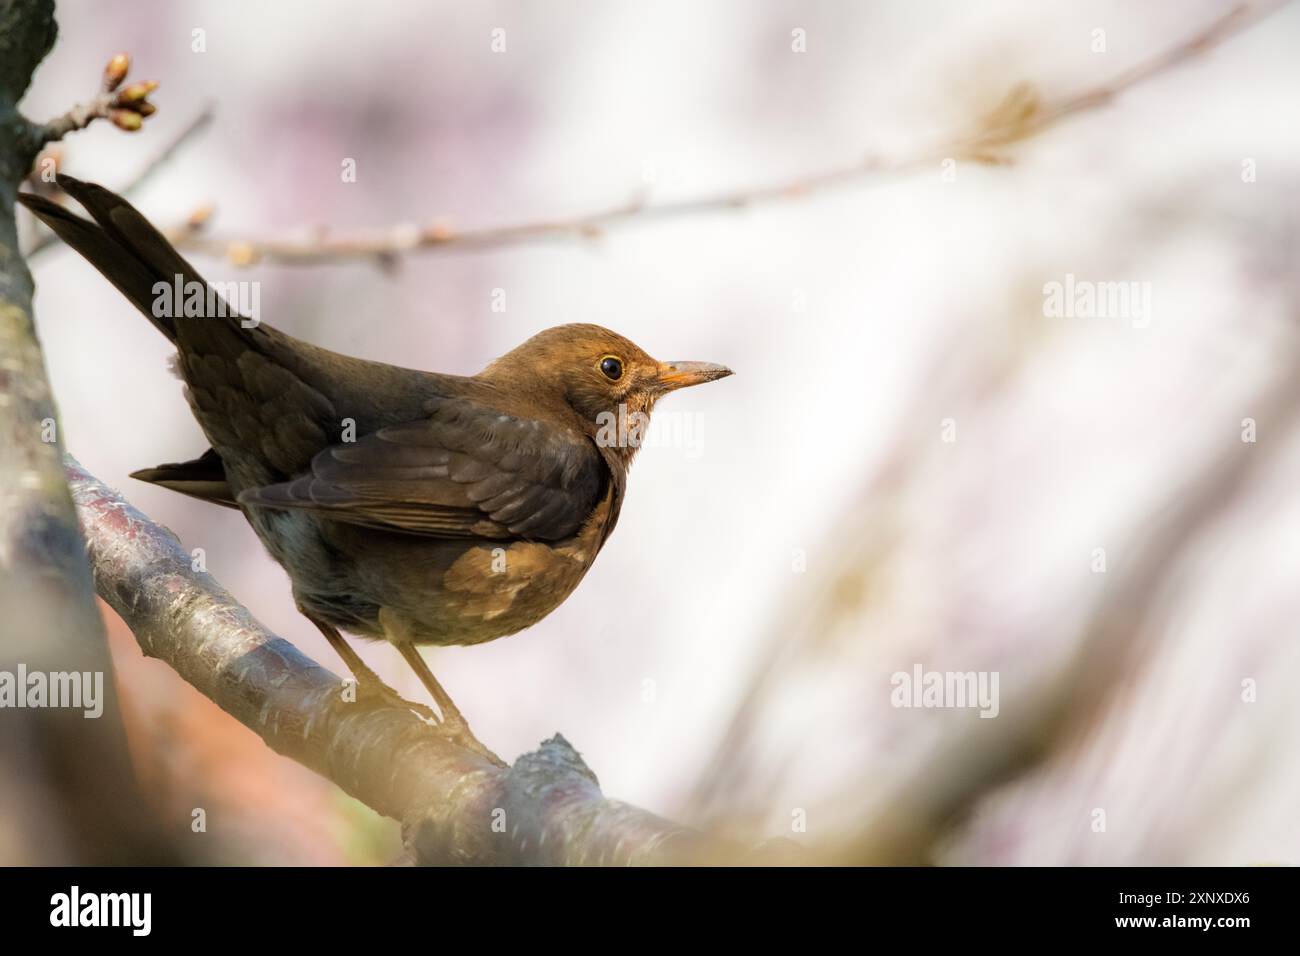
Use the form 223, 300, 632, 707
478, 323, 732, 460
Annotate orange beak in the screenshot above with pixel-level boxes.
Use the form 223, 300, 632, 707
654, 361, 734, 392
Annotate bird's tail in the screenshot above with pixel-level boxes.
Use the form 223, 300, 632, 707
18, 175, 231, 344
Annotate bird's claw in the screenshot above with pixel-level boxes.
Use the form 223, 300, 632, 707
349, 673, 438, 724
347, 673, 503, 764
435, 714, 505, 766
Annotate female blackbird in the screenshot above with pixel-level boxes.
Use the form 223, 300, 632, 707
21, 176, 732, 746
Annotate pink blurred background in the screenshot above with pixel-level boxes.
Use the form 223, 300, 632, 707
15, 0, 1300, 863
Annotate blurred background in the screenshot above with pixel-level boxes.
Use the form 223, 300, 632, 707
9, 0, 1300, 863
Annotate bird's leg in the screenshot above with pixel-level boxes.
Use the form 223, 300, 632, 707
305, 613, 379, 684
394, 642, 499, 763
302, 613, 437, 723
395, 642, 468, 726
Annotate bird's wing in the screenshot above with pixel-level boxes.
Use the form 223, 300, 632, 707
237, 397, 606, 541
131, 447, 237, 508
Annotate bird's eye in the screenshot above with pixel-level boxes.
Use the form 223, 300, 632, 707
600, 356, 623, 381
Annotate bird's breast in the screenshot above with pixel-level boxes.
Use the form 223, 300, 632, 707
373, 489, 616, 646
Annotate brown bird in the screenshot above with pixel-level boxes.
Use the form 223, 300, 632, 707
22, 176, 732, 752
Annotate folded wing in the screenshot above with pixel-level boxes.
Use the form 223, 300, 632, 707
238, 397, 606, 541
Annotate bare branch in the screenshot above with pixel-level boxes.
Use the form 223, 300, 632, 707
23, 105, 214, 259
64, 455, 745, 865
114, 105, 213, 195
22, 52, 159, 162
31, 93, 116, 143
170, 0, 1287, 268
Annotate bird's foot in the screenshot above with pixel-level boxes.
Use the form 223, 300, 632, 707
344, 670, 503, 765
433, 712, 505, 766
344, 669, 439, 724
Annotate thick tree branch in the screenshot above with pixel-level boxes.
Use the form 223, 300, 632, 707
65, 455, 742, 865
166, 0, 1286, 268
0, 0, 174, 864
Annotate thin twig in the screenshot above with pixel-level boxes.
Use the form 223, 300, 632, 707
31, 91, 117, 143
23, 51, 158, 157
115, 104, 214, 196
170, 0, 1287, 268
24, 106, 215, 259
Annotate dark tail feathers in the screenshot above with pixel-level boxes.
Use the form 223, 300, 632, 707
18, 175, 219, 343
